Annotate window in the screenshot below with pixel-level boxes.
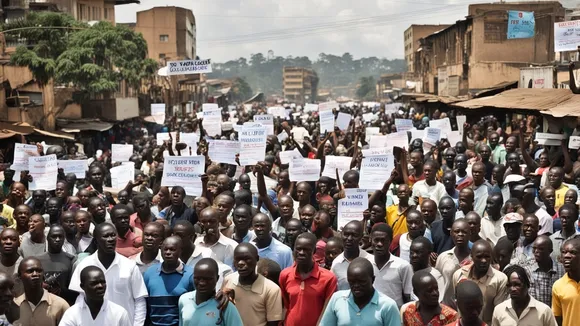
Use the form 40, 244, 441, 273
159, 53, 166, 59
159, 35, 169, 42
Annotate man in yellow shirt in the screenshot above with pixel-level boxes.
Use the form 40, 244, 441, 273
549, 167, 569, 211
386, 184, 414, 238
552, 237, 580, 326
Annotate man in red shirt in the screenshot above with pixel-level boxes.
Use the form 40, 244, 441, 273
279, 232, 337, 326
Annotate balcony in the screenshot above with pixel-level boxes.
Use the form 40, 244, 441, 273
4, 0, 28, 9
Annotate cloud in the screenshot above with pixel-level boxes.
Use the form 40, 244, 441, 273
114, 0, 481, 62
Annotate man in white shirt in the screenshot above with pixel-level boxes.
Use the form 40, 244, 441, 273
331, 221, 374, 290
195, 207, 239, 269
69, 223, 148, 326
60, 266, 131, 326
480, 193, 506, 245
411, 160, 446, 206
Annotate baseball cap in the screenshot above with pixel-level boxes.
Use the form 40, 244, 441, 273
503, 213, 523, 224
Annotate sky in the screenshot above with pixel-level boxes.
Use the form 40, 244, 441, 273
115, 0, 578, 62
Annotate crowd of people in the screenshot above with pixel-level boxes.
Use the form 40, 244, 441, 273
0, 102, 577, 326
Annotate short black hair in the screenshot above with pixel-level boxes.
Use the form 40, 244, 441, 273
411, 269, 435, 294
111, 204, 132, 217
347, 257, 374, 279
456, 279, 483, 302
370, 223, 393, 241
295, 232, 317, 250
195, 258, 219, 278
410, 236, 433, 252
559, 203, 579, 218
80, 266, 103, 286
503, 264, 530, 288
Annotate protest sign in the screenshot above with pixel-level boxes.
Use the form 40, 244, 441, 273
387, 132, 409, 150
536, 139, 561, 146
429, 118, 452, 134
336, 112, 352, 131
369, 135, 389, 149
322, 156, 352, 179
319, 110, 335, 134
203, 105, 222, 137
110, 162, 134, 189
208, 140, 240, 165
409, 129, 425, 144
365, 127, 381, 142
423, 127, 441, 145
289, 158, 321, 182
239, 124, 268, 166
395, 119, 413, 132
277, 131, 289, 143
267, 107, 286, 118
318, 101, 338, 112
535, 132, 566, 140
570, 136, 580, 149
337, 189, 368, 230
178, 132, 199, 155
304, 103, 319, 112
362, 113, 375, 122
57, 160, 88, 179
443, 131, 462, 146
253, 114, 274, 135
12, 143, 38, 170
156, 132, 177, 147
161, 156, 205, 196
457, 115, 467, 136
554, 20, 580, 52
508, 11, 535, 39
151, 103, 166, 124
279, 148, 303, 165
167, 59, 212, 75
359, 154, 395, 190
28, 155, 58, 191
361, 147, 392, 157
111, 144, 133, 162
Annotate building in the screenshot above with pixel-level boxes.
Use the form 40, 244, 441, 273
133, 6, 196, 62
282, 67, 318, 103
413, 1, 565, 96
1, 0, 137, 24
404, 25, 451, 74
376, 73, 404, 100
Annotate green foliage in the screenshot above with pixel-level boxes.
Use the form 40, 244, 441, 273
356, 76, 376, 100
4, 13, 157, 97
231, 77, 253, 102
211, 51, 406, 98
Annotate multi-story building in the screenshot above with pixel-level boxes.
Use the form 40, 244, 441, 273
404, 25, 451, 74
413, 1, 565, 96
283, 67, 318, 104
1, 0, 137, 24
133, 6, 196, 62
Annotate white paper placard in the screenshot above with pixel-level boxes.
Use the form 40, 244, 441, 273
57, 160, 88, 179
555, 20, 580, 52
429, 118, 452, 134
279, 148, 303, 165
267, 106, 286, 118
395, 119, 413, 132
28, 154, 58, 191
409, 129, 425, 144
239, 124, 268, 166
319, 110, 335, 134
387, 131, 409, 150
337, 188, 368, 230
570, 136, 580, 149
318, 101, 338, 112
161, 156, 205, 196
365, 127, 381, 142
456, 115, 467, 136
277, 131, 289, 143
369, 135, 389, 149
203, 105, 222, 137
289, 158, 321, 182
110, 161, 134, 189
178, 132, 199, 155
535, 132, 566, 140
111, 144, 133, 162
304, 103, 319, 112
359, 154, 395, 190
254, 114, 274, 135
151, 103, 166, 124
12, 143, 38, 171
361, 147, 392, 157
322, 156, 352, 180
208, 140, 240, 165
336, 112, 352, 131
423, 127, 441, 145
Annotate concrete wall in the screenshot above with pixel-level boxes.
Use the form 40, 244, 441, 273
468, 62, 529, 89
404, 25, 450, 73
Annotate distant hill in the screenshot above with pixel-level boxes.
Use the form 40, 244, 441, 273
210, 52, 407, 98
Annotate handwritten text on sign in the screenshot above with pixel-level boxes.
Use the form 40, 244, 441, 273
57, 160, 88, 179
337, 189, 368, 230
555, 20, 580, 52
167, 59, 212, 75
359, 154, 395, 191
29, 154, 58, 191
161, 156, 205, 196
239, 125, 267, 166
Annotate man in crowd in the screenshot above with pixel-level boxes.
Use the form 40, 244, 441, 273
331, 220, 373, 290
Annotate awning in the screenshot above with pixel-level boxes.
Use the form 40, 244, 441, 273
472, 81, 518, 98
0, 122, 34, 135
34, 129, 75, 140
60, 121, 114, 133
453, 89, 573, 112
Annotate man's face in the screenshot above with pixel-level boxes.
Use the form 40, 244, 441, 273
443, 173, 456, 190
299, 208, 315, 229
489, 134, 499, 147
171, 190, 185, 206
532, 239, 551, 263
455, 156, 467, 171
47, 228, 65, 251
458, 192, 472, 212
14, 207, 30, 227
505, 137, 516, 153
421, 202, 437, 224
543, 190, 556, 208
89, 167, 103, 185
89, 200, 106, 219
549, 169, 563, 188
371, 230, 390, 257
409, 152, 422, 168
472, 245, 491, 275
143, 226, 164, 251
28, 216, 44, 235
233, 210, 252, 230
342, 224, 363, 251
32, 191, 46, 205
20, 260, 44, 290
278, 197, 294, 219
0, 231, 19, 255
296, 184, 310, 202
213, 197, 234, 221
439, 200, 456, 221
325, 242, 342, 265
424, 164, 436, 182
96, 225, 117, 254
480, 146, 491, 161
318, 181, 329, 195
504, 223, 522, 241
112, 209, 131, 235
451, 223, 468, 246
472, 165, 485, 185
55, 182, 68, 199
161, 241, 181, 265
465, 214, 481, 237
522, 217, 538, 242
46, 200, 61, 216
562, 242, 580, 273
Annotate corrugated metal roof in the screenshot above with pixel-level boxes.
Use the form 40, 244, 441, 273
453, 89, 574, 112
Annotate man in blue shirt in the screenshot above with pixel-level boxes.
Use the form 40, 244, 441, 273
158, 187, 196, 227
143, 236, 194, 326
251, 213, 293, 269
178, 258, 242, 326
320, 257, 401, 326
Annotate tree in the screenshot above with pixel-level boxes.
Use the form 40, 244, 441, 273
4, 13, 157, 129
356, 76, 376, 100
231, 77, 253, 102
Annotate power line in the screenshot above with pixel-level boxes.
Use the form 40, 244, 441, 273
199, 7, 465, 47
199, 5, 463, 44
